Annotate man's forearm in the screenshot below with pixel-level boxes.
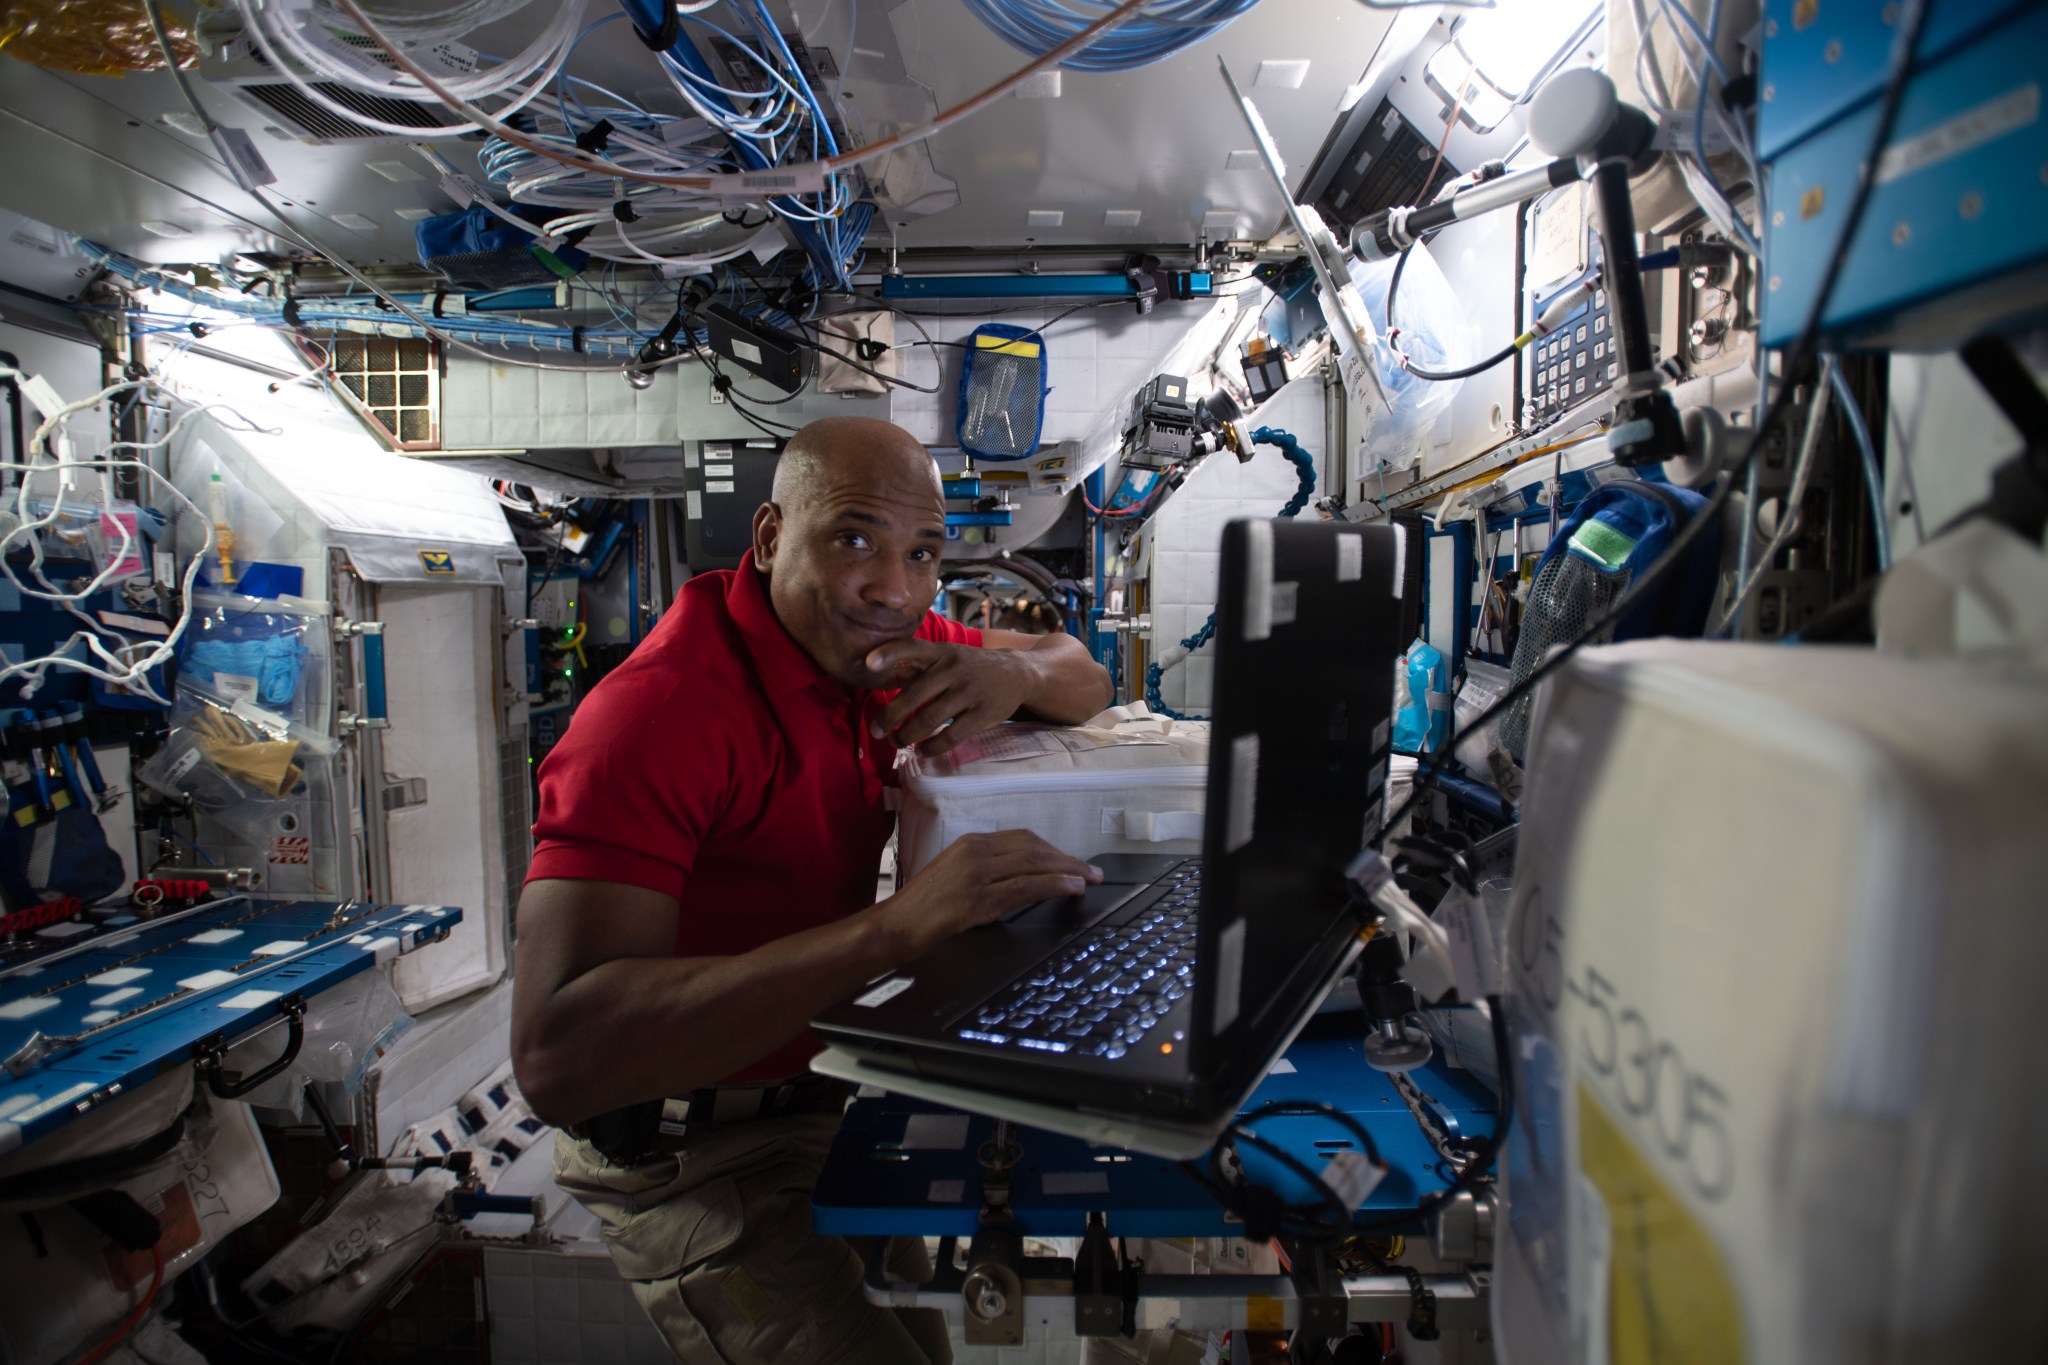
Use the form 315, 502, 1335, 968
1017, 632, 1113, 723
521, 907, 906, 1125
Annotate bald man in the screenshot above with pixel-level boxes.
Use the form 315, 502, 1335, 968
514, 417, 1111, 1363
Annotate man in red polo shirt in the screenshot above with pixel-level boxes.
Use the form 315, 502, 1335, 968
513, 415, 1110, 1363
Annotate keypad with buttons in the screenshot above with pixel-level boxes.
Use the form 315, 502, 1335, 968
1526, 258, 1618, 429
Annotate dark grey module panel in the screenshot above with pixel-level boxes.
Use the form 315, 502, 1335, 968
684, 440, 782, 570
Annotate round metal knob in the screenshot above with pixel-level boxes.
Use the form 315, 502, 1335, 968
1363, 1020, 1433, 1073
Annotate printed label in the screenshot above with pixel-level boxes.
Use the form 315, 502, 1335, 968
852, 976, 914, 1008
1270, 581, 1298, 627
214, 672, 259, 704
166, 749, 204, 784
1877, 83, 2038, 185
1439, 887, 1504, 999
269, 835, 311, 865
1319, 1148, 1385, 1209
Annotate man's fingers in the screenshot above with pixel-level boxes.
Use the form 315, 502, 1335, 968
974, 872, 1093, 921
875, 670, 956, 738
916, 703, 998, 757
865, 636, 944, 679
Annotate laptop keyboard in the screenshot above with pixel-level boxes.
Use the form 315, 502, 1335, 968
954, 864, 1201, 1059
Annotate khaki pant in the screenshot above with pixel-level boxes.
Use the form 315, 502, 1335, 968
554, 1112, 952, 1364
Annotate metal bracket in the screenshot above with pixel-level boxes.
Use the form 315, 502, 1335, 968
1072, 1212, 1122, 1337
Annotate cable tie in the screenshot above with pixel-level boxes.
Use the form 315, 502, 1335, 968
432, 290, 448, 319
281, 296, 303, 329
574, 119, 615, 155
613, 200, 640, 225
711, 374, 733, 395
630, 2, 682, 52
570, 326, 586, 354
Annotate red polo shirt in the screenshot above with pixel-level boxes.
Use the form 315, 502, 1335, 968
527, 563, 980, 1082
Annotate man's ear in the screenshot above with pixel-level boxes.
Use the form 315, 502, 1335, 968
750, 501, 781, 573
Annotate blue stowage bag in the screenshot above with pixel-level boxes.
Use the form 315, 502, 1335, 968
186, 636, 310, 708
1529, 477, 1722, 641
415, 204, 588, 289
1394, 639, 1451, 754
956, 323, 1048, 460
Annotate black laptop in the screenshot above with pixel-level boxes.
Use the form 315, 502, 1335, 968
813, 517, 1407, 1123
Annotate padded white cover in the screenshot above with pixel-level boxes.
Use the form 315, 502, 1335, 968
896, 705, 1210, 879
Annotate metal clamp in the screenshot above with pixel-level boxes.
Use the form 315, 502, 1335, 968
193, 994, 306, 1099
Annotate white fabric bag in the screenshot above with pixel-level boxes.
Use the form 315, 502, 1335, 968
896, 703, 1210, 879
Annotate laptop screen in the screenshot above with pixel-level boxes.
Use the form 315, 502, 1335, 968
1192, 517, 1406, 1066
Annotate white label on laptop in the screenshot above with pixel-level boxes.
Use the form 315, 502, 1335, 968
1372, 717, 1391, 751
900, 1114, 970, 1149
1390, 523, 1407, 598
1042, 1171, 1110, 1196
927, 1180, 966, 1203
852, 976, 914, 1008
1213, 917, 1246, 1033
1336, 533, 1363, 582
1224, 733, 1259, 854
1320, 1149, 1385, 1209
1439, 888, 1504, 999
1241, 519, 1274, 641
1270, 580, 1297, 627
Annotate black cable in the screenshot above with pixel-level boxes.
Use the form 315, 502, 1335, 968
0, 1115, 187, 1202
1386, 243, 1518, 382
790, 317, 942, 394
1181, 1100, 1389, 1244
1373, 0, 1932, 848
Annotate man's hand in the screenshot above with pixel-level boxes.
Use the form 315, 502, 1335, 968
876, 830, 1102, 958
867, 638, 1036, 756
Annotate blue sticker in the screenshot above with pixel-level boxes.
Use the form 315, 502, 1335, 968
418, 549, 456, 575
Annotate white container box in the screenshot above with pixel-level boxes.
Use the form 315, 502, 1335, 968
896, 707, 1211, 879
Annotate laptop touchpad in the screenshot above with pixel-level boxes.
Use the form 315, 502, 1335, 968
1000, 879, 1143, 928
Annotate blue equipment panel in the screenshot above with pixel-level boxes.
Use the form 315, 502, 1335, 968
1759, 4, 2048, 347
0, 898, 460, 1154
1755, 0, 2032, 161
813, 1034, 1497, 1238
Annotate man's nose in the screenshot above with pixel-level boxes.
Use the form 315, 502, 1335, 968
859, 556, 913, 612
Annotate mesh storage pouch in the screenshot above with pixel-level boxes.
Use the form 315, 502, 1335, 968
956, 323, 1047, 460
1499, 551, 1627, 760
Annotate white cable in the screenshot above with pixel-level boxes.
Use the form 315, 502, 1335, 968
1715, 354, 1838, 635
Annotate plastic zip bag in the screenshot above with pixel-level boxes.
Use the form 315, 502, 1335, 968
180, 591, 330, 728
1347, 241, 1477, 468
135, 691, 336, 843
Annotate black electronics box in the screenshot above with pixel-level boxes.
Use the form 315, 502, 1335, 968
685, 439, 782, 569
704, 304, 805, 394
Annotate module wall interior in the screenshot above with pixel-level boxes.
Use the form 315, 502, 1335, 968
1147, 375, 1330, 717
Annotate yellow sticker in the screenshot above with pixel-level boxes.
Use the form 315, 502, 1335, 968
418, 549, 456, 575
974, 334, 1042, 359
1578, 1085, 1745, 1365
1245, 1295, 1285, 1332
720, 1266, 772, 1322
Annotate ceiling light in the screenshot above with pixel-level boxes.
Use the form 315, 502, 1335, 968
1014, 71, 1061, 99
159, 111, 207, 137
1103, 210, 1142, 228
394, 207, 437, 222
1225, 150, 1262, 170
1026, 209, 1064, 227
367, 161, 423, 183
1424, 0, 1600, 133
139, 220, 192, 238
332, 213, 378, 231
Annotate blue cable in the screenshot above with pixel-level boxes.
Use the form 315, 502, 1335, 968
961, 0, 1262, 73
1827, 358, 1891, 570
1145, 425, 1317, 720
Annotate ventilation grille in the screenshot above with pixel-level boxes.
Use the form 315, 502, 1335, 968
325, 335, 439, 448
236, 79, 452, 141
1310, 99, 1454, 235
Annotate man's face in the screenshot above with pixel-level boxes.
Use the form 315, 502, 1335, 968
752, 456, 947, 689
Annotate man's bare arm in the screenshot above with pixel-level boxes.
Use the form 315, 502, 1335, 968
511, 831, 1101, 1127
867, 630, 1112, 754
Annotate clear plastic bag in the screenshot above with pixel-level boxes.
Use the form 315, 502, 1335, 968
180, 592, 330, 729
1347, 241, 1477, 467
235, 970, 415, 1113
135, 690, 337, 843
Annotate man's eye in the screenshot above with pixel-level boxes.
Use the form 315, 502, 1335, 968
838, 532, 870, 550
910, 548, 936, 564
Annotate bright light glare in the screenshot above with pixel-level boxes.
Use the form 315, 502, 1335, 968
1454, 0, 1600, 99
